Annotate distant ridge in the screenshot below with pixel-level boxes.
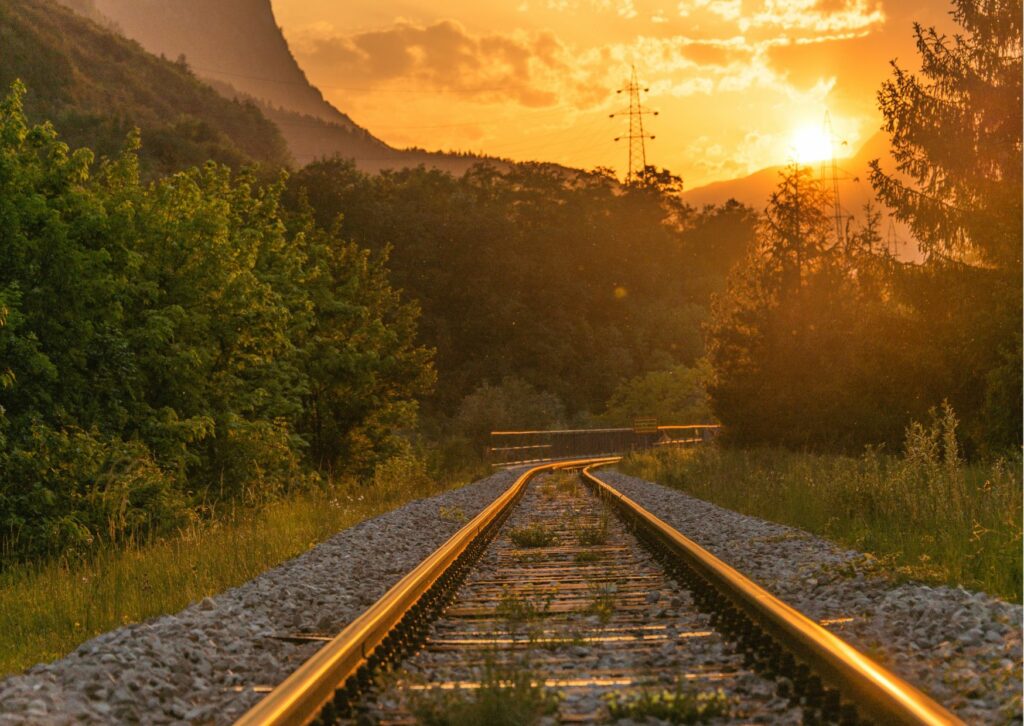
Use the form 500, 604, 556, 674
682, 132, 892, 211
680, 132, 918, 256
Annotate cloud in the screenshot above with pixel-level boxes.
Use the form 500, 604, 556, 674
291, 19, 582, 107
737, 0, 885, 33
674, 0, 884, 34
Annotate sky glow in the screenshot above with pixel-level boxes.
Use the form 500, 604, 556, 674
272, 0, 953, 185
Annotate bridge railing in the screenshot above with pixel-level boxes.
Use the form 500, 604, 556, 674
487, 423, 719, 467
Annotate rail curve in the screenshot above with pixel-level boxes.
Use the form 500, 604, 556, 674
235, 457, 963, 725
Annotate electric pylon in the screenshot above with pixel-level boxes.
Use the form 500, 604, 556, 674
887, 217, 900, 257
610, 65, 657, 183
821, 111, 846, 247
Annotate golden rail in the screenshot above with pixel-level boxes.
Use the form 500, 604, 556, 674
236, 457, 962, 725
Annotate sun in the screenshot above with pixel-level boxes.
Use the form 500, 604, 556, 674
789, 124, 834, 165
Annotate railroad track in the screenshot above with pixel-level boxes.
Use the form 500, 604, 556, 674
236, 458, 963, 725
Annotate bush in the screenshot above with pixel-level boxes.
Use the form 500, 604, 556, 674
0, 83, 433, 561
0, 425, 188, 558
599, 360, 713, 426
454, 377, 565, 447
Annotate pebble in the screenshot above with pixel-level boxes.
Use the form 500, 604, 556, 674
0, 468, 523, 724
598, 468, 1024, 724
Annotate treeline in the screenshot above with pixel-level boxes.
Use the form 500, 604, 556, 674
0, 83, 432, 559
707, 0, 1021, 456
284, 163, 754, 424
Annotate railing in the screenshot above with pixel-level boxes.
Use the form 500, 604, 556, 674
488, 423, 719, 466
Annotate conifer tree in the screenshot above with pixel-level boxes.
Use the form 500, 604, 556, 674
870, 0, 1022, 270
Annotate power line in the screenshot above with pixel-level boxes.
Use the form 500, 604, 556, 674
609, 65, 657, 183
821, 111, 844, 246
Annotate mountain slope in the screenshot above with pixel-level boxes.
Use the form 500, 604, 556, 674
91, 0, 344, 126
0, 0, 291, 175
72, 0, 503, 174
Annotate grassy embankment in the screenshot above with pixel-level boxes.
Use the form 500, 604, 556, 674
0, 457, 486, 676
621, 410, 1021, 602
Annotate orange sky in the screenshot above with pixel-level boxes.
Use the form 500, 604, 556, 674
270, 0, 955, 187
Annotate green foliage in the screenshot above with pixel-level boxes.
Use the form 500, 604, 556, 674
599, 361, 713, 426
605, 685, 731, 724
706, 3, 1021, 453
707, 168, 907, 450
622, 405, 1022, 601
0, 0, 290, 176
870, 0, 1022, 271
870, 0, 1022, 452
508, 524, 556, 548
1, 424, 187, 556
708, 157, 1020, 453
285, 159, 756, 420
0, 452, 459, 675
454, 377, 565, 447
0, 84, 433, 559
409, 661, 559, 726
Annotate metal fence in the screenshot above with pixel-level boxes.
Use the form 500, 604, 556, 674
487, 423, 720, 466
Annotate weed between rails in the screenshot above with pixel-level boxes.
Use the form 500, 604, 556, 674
585, 584, 617, 623
572, 511, 610, 546
496, 587, 553, 632
605, 685, 732, 724
408, 661, 559, 726
509, 524, 556, 548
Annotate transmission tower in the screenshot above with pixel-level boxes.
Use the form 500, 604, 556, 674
820, 111, 846, 247
610, 65, 657, 183
887, 217, 900, 257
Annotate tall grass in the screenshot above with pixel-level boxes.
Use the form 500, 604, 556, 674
622, 405, 1022, 601
0, 456, 483, 676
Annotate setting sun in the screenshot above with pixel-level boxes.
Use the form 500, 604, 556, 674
789, 124, 834, 165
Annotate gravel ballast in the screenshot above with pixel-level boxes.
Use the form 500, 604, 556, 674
598, 468, 1023, 724
0, 469, 522, 725
1, 465, 1019, 724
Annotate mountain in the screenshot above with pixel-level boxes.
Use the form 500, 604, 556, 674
69, 0, 498, 174
683, 132, 892, 211
0, 0, 291, 175
91, 0, 342, 125
681, 132, 919, 255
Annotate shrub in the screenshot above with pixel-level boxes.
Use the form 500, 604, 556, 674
0, 425, 188, 558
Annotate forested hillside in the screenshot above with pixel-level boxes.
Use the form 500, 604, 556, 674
65, 0, 508, 175
285, 163, 756, 425
0, 0, 291, 175
89, 0, 343, 124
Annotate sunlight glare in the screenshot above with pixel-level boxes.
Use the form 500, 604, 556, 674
789, 124, 833, 164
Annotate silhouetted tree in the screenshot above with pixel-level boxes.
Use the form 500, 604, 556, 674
871, 0, 1022, 451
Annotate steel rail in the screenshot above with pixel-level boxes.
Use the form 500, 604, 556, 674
582, 462, 964, 726
235, 457, 618, 726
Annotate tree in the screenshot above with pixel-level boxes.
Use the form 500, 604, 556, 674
871, 0, 1022, 451
870, 0, 1022, 270
599, 361, 713, 426
706, 167, 919, 449
0, 82, 434, 558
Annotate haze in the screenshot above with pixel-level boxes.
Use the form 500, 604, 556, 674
271, 0, 954, 186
